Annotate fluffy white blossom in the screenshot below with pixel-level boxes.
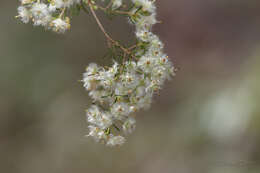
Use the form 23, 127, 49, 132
111, 102, 131, 120
112, 0, 123, 10
123, 117, 136, 134
87, 125, 108, 142
51, 18, 70, 33
87, 105, 113, 129
20, 0, 33, 5
31, 3, 49, 19
53, 0, 81, 8
107, 135, 125, 146
16, 0, 175, 147
48, 4, 57, 13
132, 0, 156, 13
16, 0, 81, 33
135, 13, 157, 29
17, 6, 31, 23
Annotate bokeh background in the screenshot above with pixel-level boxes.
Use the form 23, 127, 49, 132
1, 1, 260, 173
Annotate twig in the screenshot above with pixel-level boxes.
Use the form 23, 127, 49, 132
88, 0, 131, 55
128, 44, 138, 50
97, 5, 132, 16
105, 0, 113, 10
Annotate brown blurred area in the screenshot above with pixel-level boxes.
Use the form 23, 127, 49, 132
1, 1, 260, 173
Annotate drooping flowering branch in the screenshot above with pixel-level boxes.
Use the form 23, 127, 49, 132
16, 0, 176, 147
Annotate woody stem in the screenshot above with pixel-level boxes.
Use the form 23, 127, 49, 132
88, 0, 131, 55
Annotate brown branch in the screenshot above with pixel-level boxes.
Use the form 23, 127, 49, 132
88, 0, 131, 55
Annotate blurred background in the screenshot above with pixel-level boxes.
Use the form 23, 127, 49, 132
1, 1, 260, 173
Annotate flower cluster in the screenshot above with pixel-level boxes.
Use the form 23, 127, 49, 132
16, 0, 81, 33
83, 0, 175, 146
16, 0, 175, 147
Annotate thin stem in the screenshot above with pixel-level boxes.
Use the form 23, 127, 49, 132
128, 44, 138, 50
88, 0, 131, 55
113, 124, 121, 131
97, 5, 132, 16
105, 0, 113, 10
59, 8, 66, 18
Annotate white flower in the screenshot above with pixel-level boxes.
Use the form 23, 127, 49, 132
120, 72, 139, 88
52, 0, 64, 8
99, 70, 116, 89
108, 62, 119, 75
132, 0, 155, 13
114, 83, 129, 96
51, 18, 70, 33
88, 125, 108, 142
124, 61, 137, 71
83, 63, 100, 90
111, 102, 131, 120
85, 63, 99, 76
20, 0, 33, 5
31, 3, 49, 20
123, 117, 136, 134
48, 4, 57, 13
83, 76, 98, 91
135, 86, 146, 97
33, 15, 52, 26
112, 0, 122, 10
107, 135, 125, 146
53, 0, 81, 8
17, 6, 31, 23
136, 14, 157, 29
149, 34, 164, 49
89, 90, 112, 103
136, 29, 153, 42
31, 3, 52, 26
137, 55, 156, 73
135, 94, 152, 110
87, 105, 113, 129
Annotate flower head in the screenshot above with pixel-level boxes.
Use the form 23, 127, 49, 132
51, 18, 70, 33
17, 6, 31, 23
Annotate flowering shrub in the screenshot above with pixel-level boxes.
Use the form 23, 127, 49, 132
17, 0, 176, 146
